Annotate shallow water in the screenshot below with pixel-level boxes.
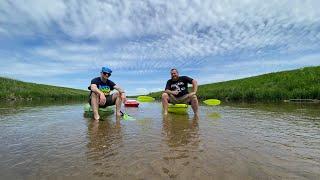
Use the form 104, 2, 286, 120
0, 102, 319, 179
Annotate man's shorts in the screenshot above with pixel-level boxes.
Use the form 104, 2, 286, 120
168, 94, 192, 105
89, 93, 116, 108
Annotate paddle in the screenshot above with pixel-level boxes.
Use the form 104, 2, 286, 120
203, 99, 221, 106
137, 95, 221, 106
120, 110, 135, 121
137, 96, 155, 102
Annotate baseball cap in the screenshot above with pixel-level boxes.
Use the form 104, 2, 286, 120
101, 66, 112, 74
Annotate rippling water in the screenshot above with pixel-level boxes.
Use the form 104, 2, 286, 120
0, 102, 319, 179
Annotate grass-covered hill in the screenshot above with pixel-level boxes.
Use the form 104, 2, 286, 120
0, 77, 88, 101
147, 66, 320, 102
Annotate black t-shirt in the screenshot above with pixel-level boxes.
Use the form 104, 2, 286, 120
165, 76, 193, 97
88, 77, 116, 96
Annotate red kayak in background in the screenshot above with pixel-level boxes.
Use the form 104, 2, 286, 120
124, 100, 139, 107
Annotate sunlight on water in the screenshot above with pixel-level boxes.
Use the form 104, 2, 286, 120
0, 102, 319, 179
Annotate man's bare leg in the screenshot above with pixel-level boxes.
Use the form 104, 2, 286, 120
112, 92, 122, 117
91, 93, 100, 120
162, 93, 169, 115
190, 95, 199, 115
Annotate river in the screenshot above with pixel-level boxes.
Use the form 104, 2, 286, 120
0, 101, 319, 179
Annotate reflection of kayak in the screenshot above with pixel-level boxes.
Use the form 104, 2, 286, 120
83, 103, 114, 117
168, 104, 188, 114
124, 100, 139, 107
207, 112, 221, 119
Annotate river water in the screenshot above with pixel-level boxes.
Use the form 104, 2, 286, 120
0, 101, 319, 179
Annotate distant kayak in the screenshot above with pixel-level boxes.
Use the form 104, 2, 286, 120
137, 96, 155, 102
124, 100, 139, 107
83, 103, 114, 118
168, 104, 188, 114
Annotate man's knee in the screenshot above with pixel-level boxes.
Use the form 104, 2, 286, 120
112, 92, 120, 102
91, 92, 99, 99
162, 92, 169, 99
190, 95, 198, 102
113, 92, 119, 98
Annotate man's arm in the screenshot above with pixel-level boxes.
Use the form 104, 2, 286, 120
113, 85, 125, 94
165, 89, 178, 95
114, 85, 126, 102
90, 84, 103, 96
164, 80, 179, 95
90, 84, 106, 105
188, 79, 198, 96
192, 79, 198, 93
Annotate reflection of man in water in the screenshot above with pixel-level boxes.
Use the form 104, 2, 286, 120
86, 117, 122, 160
162, 114, 199, 147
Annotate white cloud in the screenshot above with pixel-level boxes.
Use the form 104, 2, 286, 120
223, 53, 320, 69
0, 0, 320, 93
134, 88, 149, 95
0, 57, 83, 77
1, 0, 320, 62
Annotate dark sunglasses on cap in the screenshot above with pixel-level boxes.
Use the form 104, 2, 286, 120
102, 72, 111, 76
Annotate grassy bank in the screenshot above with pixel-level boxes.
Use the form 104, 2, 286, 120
147, 66, 320, 102
0, 77, 88, 101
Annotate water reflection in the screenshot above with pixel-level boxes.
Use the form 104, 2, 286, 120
207, 112, 221, 120
162, 114, 199, 148
86, 117, 123, 170
224, 102, 320, 118
154, 114, 202, 178
0, 100, 86, 117
0, 102, 319, 179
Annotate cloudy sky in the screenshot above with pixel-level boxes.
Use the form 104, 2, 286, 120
0, 0, 319, 95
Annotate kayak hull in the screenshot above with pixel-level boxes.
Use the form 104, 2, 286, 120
83, 103, 114, 118
124, 100, 139, 107
125, 103, 139, 107
168, 104, 188, 114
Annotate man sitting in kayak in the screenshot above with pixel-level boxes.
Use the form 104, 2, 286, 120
88, 66, 126, 120
162, 68, 199, 115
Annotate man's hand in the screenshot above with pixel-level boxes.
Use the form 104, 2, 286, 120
99, 93, 106, 105
188, 92, 196, 97
172, 90, 179, 96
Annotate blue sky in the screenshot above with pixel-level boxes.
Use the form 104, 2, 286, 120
0, 0, 320, 95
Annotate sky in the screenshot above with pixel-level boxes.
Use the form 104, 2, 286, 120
0, 0, 320, 95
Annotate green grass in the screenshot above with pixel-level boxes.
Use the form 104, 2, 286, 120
147, 66, 320, 102
0, 77, 88, 101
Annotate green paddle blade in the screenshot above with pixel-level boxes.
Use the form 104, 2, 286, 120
121, 111, 135, 121
137, 96, 155, 102
203, 99, 221, 106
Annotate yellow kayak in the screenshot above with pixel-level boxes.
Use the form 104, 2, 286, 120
137, 96, 155, 102
168, 104, 188, 114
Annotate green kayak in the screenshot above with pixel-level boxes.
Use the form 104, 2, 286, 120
168, 103, 188, 114
83, 103, 114, 117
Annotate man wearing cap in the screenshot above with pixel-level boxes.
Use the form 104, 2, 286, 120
162, 68, 199, 115
88, 66, 126, 120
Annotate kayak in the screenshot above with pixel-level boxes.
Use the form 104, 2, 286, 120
124, 100, 139, 107
137, 96, 155, 102
203, 99, 221, 106
168, 103, 188, 114
83, 103, 114, 117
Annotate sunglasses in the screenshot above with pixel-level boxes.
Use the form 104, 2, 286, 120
102, 72, 111, 76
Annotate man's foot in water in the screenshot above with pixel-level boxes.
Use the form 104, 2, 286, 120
93, 114, 100, 121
